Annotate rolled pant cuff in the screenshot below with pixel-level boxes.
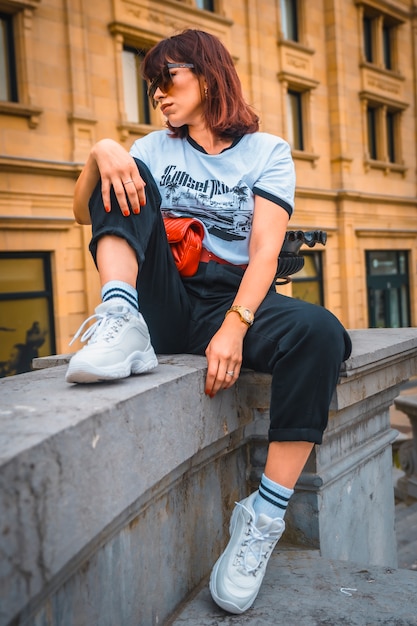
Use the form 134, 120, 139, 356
268, 427, 323, 445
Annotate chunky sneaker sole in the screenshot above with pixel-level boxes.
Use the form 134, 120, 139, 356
209, 491, 285, 614
65, 302, 158, 384
65, 349, 158, 383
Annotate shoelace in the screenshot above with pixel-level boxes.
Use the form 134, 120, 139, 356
69, 308, 129, 346
235, 501, 281, 575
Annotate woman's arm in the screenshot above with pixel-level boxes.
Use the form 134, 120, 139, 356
205, 196, 289, 396
230, 196, 289, 315
73, 138, 147, 224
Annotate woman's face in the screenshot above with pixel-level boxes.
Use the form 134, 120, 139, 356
150, 64, 205, 128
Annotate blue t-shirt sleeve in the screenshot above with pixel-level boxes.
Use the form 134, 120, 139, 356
129, 135, 152, 166
252, 139, 295, 216
129, 130, 171, 166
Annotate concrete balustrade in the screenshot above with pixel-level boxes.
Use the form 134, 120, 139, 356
394, 394, 417, 500
1, 328, 417, 626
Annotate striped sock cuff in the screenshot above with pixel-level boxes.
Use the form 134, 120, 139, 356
259, 474, 294, 511
102, 281, 138, 311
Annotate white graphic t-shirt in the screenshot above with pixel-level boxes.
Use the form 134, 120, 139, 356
130, 130, 295, 266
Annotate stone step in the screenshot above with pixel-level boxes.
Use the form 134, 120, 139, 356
169, 548, 417, 625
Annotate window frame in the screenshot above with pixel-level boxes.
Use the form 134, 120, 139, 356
195, 0, 216, 11
363, 15, 374, 63
280, 79, 319, 166
359, 3, 401, 73
291, 251, 325, 307
0, 11, 18, 102
385, 108, 397, 163
0, 251, 56, 376
109, 25, 166, 141
280, 0, 300, 43
382, 21, 393, 70
122, 45, 152, 126
366, 249, 411, 328
363, 98, 404, 170
0, 1, 42, 127
286, 89, 304, 151
366, 105, 378, 160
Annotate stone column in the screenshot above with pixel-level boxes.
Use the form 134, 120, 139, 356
393, 395, 417, 500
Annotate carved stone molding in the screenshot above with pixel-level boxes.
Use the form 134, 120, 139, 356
394, 395, 417, 501
360, 65, 407, 107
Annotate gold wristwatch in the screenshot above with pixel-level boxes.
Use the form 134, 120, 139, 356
225, 305, 254, 327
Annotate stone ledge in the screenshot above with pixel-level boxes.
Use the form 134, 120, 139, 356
0, 355, 265, 626
2, 329, 417, 625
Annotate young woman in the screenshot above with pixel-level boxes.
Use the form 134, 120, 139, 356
67, 29, 352, 615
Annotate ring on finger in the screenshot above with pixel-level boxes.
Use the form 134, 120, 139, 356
226, 370, 234, 376
123, 179, 134, 185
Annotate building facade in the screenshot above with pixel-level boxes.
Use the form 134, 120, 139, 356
0, 0, 416, 373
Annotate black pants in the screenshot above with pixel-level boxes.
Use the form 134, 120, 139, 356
89, 159, 352, 444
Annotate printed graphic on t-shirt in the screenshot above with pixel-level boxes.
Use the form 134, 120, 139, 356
160, 164, 252, 241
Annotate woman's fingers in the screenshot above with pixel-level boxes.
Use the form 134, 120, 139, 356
100, 173, 146, 216
205, 329, 243, 397
123, 174, 147, 214
93, 141, 146, 215
205, 362, 240, 397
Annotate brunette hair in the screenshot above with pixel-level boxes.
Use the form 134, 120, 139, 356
142, 29, 259, 138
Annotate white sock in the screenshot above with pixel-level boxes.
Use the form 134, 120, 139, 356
253, 473, 294, 520
101, 280, 138, 315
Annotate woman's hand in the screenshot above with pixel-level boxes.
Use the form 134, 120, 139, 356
92, 139, 147, 216
73, 138, 147, 224
204, 317, 246, 397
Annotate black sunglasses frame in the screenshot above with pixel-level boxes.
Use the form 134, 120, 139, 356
147, 63, 195, 109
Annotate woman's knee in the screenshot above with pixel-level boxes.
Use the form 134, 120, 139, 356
299, 304, 351, 362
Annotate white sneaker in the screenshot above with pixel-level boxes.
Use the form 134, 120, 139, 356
65, 301, 158, 383
209, 491, 285, 614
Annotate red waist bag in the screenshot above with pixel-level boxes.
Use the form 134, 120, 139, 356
163, 217, 205, 277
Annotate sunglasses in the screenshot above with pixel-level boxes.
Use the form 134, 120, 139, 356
147, 63, 195, 109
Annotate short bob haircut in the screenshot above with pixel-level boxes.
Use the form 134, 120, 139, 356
142, 29, 259, 139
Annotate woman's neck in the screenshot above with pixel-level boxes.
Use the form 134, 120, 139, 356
187, 128, 233, 155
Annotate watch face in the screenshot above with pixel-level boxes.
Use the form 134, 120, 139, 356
227, 305, 254, 326
243, 309, 252, 322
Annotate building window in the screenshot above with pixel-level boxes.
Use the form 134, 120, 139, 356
195, 0, 215, 10
367, 106, 378, 159
280, 0, 299, 42
366, 103, 401, 164
382, 23, 392, 70
122, 47, 151, 125
0, 253, 56, 377
292, 252, 324, 306
0, 12, 18, 102
362, 9, 399, 72
366, 250, 410, 328
386, 110, 397, 162
287, 90, 304, 150
363, 16, 373, 63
